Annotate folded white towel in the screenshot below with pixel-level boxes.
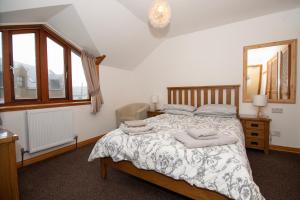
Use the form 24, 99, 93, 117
124, 120, 147, 127
174, 131, 238, 149
186, 128, 217, 139
190, 135, 219, 140
120, 125, 154, 135
124, 130, 155, 135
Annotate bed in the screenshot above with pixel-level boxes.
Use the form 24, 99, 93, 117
88, 85, 264, 200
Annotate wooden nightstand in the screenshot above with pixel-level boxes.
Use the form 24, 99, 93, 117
239, 114, 271, 154
0, 129, 19, 200
147, 110, 164, 118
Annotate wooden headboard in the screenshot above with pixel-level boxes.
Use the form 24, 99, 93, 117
167, 85, 240, 114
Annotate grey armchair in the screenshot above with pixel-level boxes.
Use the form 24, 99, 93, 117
116, 103, 150, 127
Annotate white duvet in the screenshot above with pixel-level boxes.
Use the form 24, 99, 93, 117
89, 114, 264, 200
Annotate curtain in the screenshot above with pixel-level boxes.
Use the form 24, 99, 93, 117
81, 51, 104, 113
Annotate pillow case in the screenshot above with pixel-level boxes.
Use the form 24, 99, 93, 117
194, 104, 237, 117
194, 113, 236, 118
162, 104, 196, 112
165, 109, 194, 116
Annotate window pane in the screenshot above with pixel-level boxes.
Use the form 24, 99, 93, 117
0, 32, 3, 103
12, 33, 37, 100
47, 37, 66, 99
71, 52, 88, 100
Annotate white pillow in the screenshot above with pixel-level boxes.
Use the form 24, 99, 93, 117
194, 104, 237, 116
162, 104, 196, 112
195, 113, 236, 118
165, 109, 194, 116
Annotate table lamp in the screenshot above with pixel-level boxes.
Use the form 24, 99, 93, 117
253, 95, 267, 118
151, 95, 159, 111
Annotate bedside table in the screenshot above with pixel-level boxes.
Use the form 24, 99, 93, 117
147, 110, 164, 118
239, 114, 271, 154
0, 129, 19, 200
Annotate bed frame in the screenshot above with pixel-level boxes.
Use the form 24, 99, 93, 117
100, 85, 240, 200
167, 85, 240, 115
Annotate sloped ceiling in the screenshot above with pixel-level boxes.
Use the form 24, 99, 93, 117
117, 0, 300, 37
0, 5, 68, 24
73, 0, 163, 69
0, 0, 300, 69
47, 5, 99, 57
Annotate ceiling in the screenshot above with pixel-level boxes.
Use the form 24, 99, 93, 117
1, 0, 300, 69
118, 0, 300, 37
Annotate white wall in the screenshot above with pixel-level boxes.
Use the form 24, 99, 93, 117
2, 8, 300, 163
0, 65, 143, 161
135, 8, 300, 148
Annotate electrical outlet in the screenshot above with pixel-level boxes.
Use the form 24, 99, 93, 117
272, 108, 283, 113
271, 130, 281, 137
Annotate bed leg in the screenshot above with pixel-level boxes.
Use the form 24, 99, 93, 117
100, 158, 107, 179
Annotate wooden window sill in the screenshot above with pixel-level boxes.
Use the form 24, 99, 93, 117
0, 101, 91, 112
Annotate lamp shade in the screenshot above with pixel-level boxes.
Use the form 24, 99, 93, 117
148, 0, 171, 28
151, 95, 159, 103
253, 95, 267, 107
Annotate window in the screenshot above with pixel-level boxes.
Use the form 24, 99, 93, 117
71, 51, 88, 100
46, 37, 66, 99
12, 33, 38, 100
0, 25, 91, 111
0, 32, 3, 103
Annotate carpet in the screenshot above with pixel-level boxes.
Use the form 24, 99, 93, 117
19, 144, 300, 200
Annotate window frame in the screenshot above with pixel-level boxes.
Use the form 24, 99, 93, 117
0, 31, 4, 104
45, 33, 68, 101
10, 29, 41, 103
70, 49, 90, 102
0, 24, 91, 111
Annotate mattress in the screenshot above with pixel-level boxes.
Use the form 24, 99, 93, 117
89, 114, 264, 200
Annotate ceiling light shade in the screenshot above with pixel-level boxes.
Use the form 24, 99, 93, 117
148, 0, 171, 28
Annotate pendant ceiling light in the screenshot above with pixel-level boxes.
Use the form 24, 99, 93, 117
148, 0, 171, 28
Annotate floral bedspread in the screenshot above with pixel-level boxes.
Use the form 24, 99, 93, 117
88, 114, 264, 200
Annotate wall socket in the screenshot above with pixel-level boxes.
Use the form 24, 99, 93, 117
272, 108, 283, 113
271, 130, 281, 137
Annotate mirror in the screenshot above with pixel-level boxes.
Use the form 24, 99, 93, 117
243, 39, 297, 103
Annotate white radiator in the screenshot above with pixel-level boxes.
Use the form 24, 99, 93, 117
26, 107, 74, 153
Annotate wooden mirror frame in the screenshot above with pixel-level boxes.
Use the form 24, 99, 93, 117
243, 39, 297, 104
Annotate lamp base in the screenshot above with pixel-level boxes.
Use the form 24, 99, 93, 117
151, 103, 157, 112
256, 107, 264, 118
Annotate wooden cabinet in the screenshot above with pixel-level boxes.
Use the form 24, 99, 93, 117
239, 115, 271, 154
0, 129, 19, 200
147, 110, 164, 118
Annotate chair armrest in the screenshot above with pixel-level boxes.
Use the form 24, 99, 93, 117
116, 103, 149, 127
116, 106, 130, 127
116, 105, 134, 117
135, 105, 150, 120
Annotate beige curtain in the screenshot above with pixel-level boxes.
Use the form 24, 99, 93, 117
81, 51, 104, 113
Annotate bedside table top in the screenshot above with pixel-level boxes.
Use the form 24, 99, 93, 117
239, 114, 271, 122
0, 129, 18, 144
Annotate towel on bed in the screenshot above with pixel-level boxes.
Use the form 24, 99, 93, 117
188, 134, 219, 140
174, 131, 238, 148
124, 120, 147, 127
120, 124, 154, 135
186, 127, 217, 139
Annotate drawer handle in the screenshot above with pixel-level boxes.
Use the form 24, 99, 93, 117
251, 141, 258, 145
251, 132, 258, 136
250, 123, 259, 127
